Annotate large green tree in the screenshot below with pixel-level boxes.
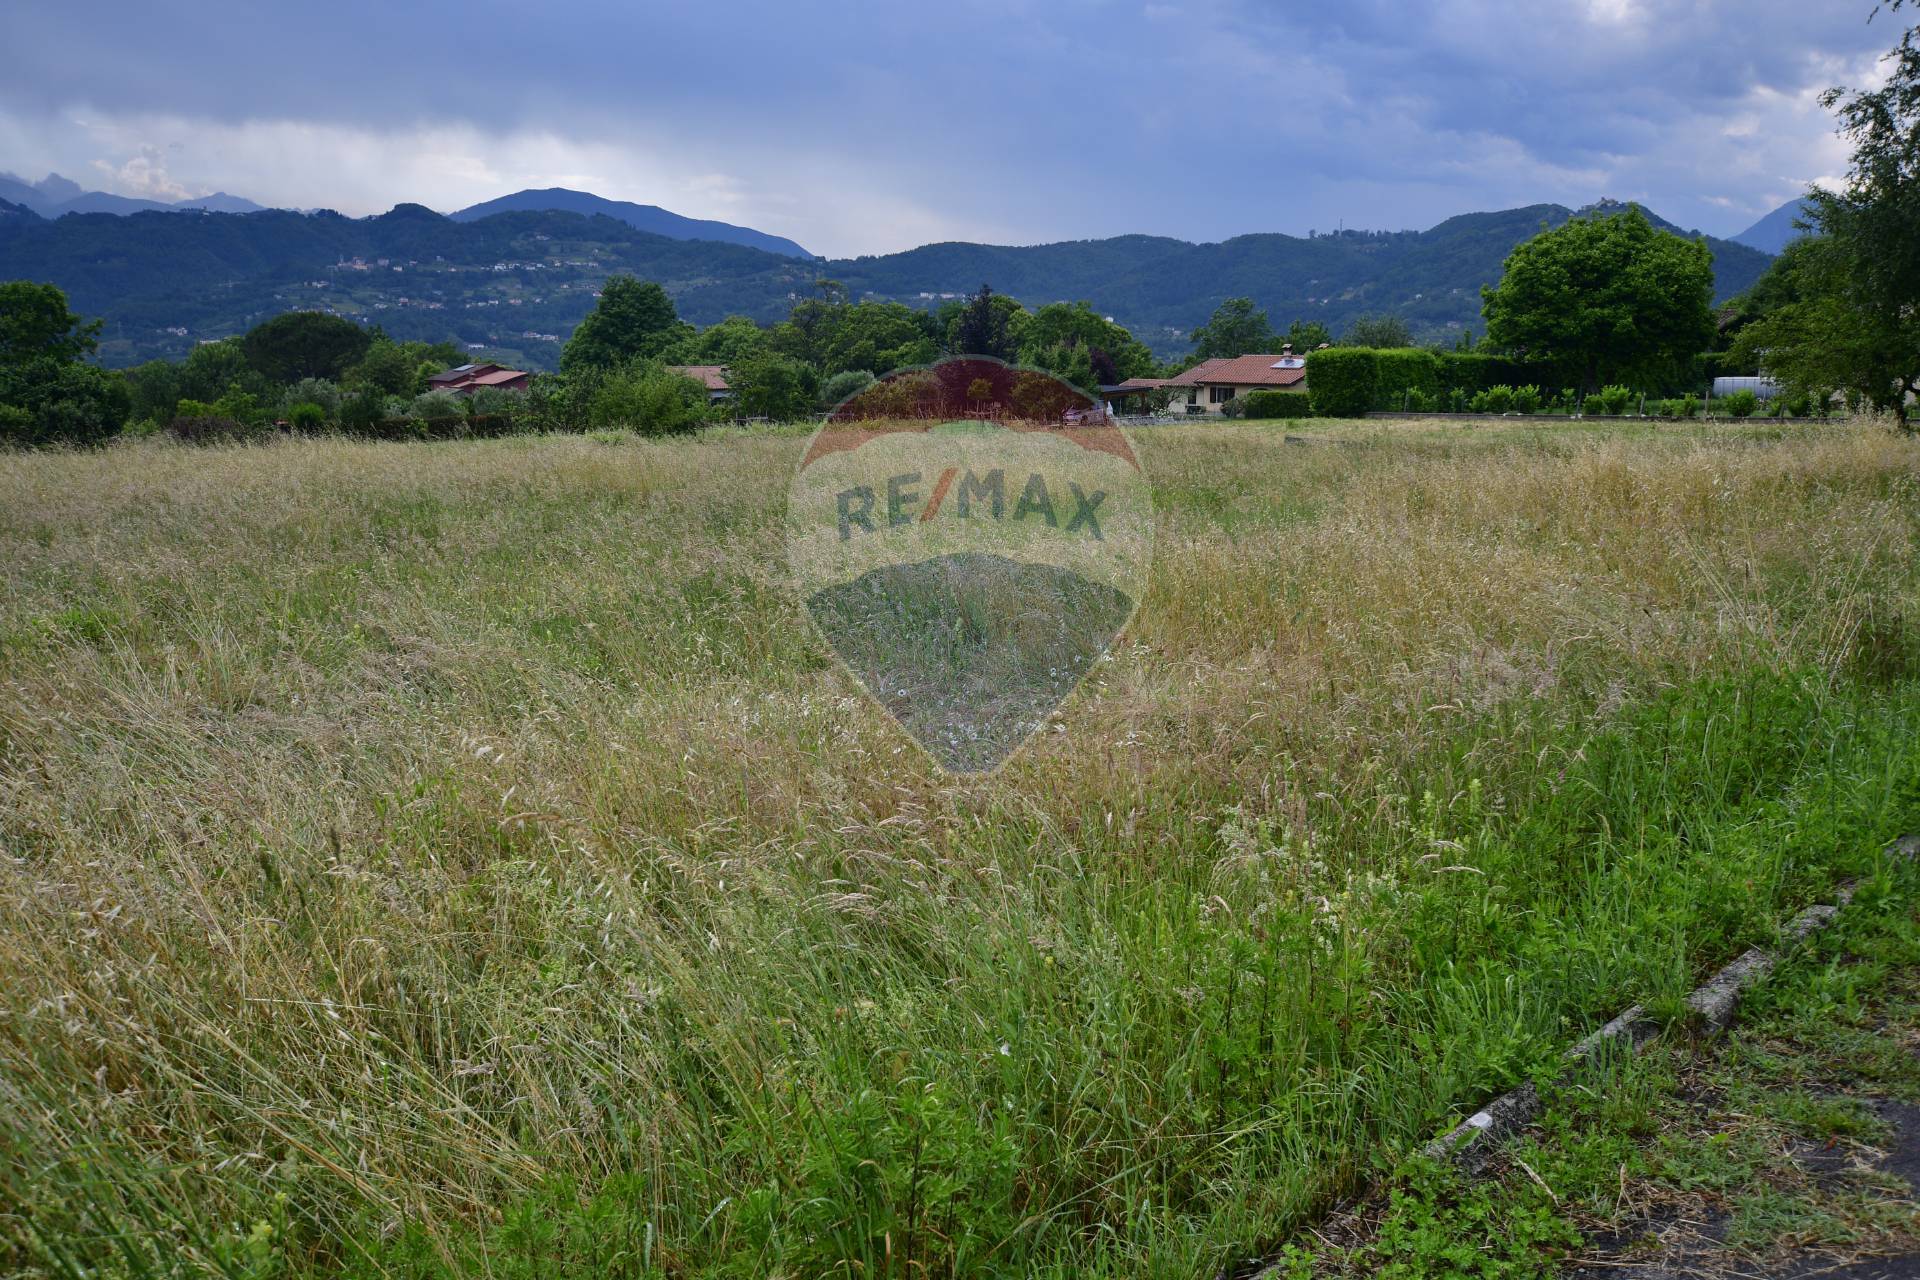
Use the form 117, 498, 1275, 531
1015, 302, 1156, 382
772, 296, 938, 376
342, 337, 458, 397
1340, 314, 1413, 348
662, 314, 770, 366
1026, 341, 1097, 393
1732, 9, 1919, 425
175, 338, 264, 403
1189, 297, 1276, 360
1727, 238, 1906, 418
0, 280, 100, 365
561, 276, 694, 373
241, 311, 372, 384
1481, 206, 1715, 393
949, 284, 1020, 361
818, 302, 936, 376
726, 351, 818, 420
0, 281, 129, 445
1284, 319, 1334, 351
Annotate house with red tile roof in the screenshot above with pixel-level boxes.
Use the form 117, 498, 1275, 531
668, 365, 734, 403
1163, 346, 1309, 414
426, 362, 532, 395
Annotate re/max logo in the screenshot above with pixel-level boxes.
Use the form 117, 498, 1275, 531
836, 469, 1107, 542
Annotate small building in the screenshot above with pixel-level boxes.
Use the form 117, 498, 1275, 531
1101, 378, 1174, 415
1163, 348, 1309, 414
1711, 376, 1780, 402
427, 362, 531, 395
669, 365, 733, 403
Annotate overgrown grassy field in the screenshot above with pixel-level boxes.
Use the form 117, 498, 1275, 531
1, 418, 1917, 1278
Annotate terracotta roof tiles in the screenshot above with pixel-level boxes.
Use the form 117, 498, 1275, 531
1165, 354, 1308, 388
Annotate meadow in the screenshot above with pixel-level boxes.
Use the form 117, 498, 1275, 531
2, 416, 1918, 1278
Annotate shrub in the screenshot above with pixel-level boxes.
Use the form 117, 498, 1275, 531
1007, 370, 1081, 421
1403, 389, 1434, 412
287, 402, 327, 433
1723, 389, 1760, 418
1448, 387, 1468, 413
411, 391, 466, 421
340, 387, 390, 434
1674, 394, 1701, 419
0, 403, 34, 438
467, 385, 523, 419
410, 391, 466, 420
1591, 384, 1633, 415
1511, 384, 1542, 414
1782, 391, 1813, 418
0, 361, 131, 446
1240, 390, 1314, 419
1472, 385, 1515, 414
279, 377, 341, 420
1305, 347, 1377, 417
514, 376, 594, 434
821, 370, 876, 408
587, 362, 709, 435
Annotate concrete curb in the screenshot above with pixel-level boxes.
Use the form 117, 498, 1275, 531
1420, 835, 1914, 1175
1238, 833, 1917, 1278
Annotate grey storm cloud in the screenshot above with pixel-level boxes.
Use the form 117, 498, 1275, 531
1, 0, 1902, 253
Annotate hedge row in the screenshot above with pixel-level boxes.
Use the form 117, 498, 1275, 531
1305, 348, 1545, 417
1239, 390, 1314, 419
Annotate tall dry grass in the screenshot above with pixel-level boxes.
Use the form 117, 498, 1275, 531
0, 418, 1916, 1277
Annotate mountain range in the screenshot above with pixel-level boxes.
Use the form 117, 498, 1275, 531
1730, 197, 1814, 255
0, 171, 268, 218
0, 172, 815, 259
450, 187, 813, 259
0, 183, 1787, 371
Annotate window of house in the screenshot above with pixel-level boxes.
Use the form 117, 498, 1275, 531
1186, 389, 1198, 405
1209, 386, 1236, 404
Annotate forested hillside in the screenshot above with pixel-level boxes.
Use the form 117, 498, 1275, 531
0, 198, 1772, 367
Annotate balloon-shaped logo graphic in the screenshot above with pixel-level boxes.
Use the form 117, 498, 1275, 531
787, 358, 1152, 773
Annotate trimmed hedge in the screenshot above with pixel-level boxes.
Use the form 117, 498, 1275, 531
1373, 349, 1443, 411
1240, 389, 1313, 419
1308, 347, 1553, 417
1305, 348, 1378, 417
1436, 351, 1538, 397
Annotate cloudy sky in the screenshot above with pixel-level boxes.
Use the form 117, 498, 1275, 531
1, 0, 1897, 257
